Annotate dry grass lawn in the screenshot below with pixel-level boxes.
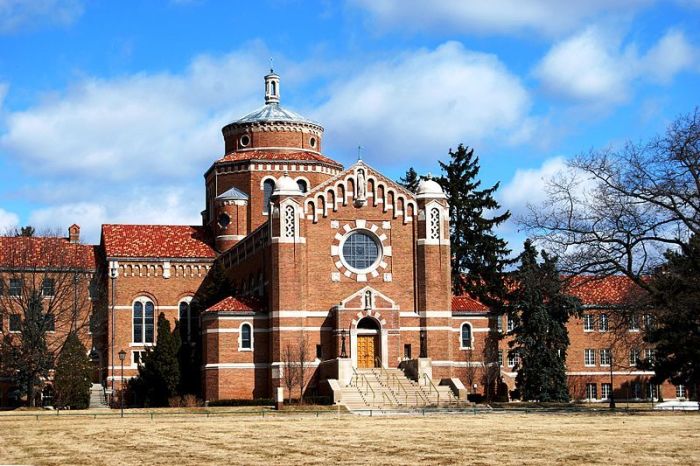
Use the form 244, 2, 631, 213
0, 410, 698, 465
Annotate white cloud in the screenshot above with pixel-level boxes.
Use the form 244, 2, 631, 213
501, 156, 567, 218
0, 0, 84, 33
351, 0, 651, 37
0, 207, 19, 231
314, 41, 533, 166
534, 27, 698, 104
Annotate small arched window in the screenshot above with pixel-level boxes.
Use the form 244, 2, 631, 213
271, 81, 277, 96
263, 179, 275, 214
240, 323, 253, 350
179, 299, 196, 342
297, 179, 307, 193
460, 323, 472, 349
133, 298, 155, 344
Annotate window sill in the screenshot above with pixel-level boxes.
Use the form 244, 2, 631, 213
238, 348, 254, 352
129, 342, 154, 347
584, 364, 596, 367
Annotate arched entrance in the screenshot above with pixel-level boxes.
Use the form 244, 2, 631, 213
356, 317, 380, 368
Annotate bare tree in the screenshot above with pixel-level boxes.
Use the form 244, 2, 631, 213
521, 109, 700, 293
282, 342, 297, 404
0, 229, 99, 406
463, 348, 478, 395
296, 333, 310, 404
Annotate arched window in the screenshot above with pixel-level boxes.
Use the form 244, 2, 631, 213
460, 323, 472, 349
263, 179, 275, 214
179, 299, 196, 342
284, 205, 296, 237
240, 323, 253, 350
296, 179, 307, 193
133, 298, 155, 344
271, 81, 277, 96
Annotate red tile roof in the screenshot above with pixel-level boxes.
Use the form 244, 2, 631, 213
0, 236, 97, 270
452, 295, 488, 313
206, 296, 262, 313
565, 275, 641, 306
217, 150, 343, 168
102, 225, 215, 259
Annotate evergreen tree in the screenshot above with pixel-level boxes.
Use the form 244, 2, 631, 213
438, 144, 512, 306
399, 167, 421, 193
508, 240, 581, 402
53, 332, 92, 409
645, 235, 700, 397
136, 313, 180, 406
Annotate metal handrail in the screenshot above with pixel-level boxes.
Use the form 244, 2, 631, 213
391, 374, 411, 406
423, 373, 440, 406
373, 357, 400, 405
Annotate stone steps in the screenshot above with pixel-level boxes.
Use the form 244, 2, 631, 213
89, 383, 109, 409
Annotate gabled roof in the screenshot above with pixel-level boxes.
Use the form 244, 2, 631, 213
565, 275, 641, 306
205, 295, 262, 313
0, 236, 97, 270
306, 160, 415, 199
102, 225, 215, 259
452, 296, 488, 313
216, 186, 249, 201
216, 150, 342, 168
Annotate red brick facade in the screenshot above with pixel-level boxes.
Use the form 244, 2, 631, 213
0, 72, 683, 406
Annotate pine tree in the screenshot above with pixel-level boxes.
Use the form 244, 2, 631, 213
438, 144, 512, 306
137, 313, 180, 406
399, 167, 421, 193
54, 332, 92, 409
645, 235, 700, 397
508, 240, 581, 402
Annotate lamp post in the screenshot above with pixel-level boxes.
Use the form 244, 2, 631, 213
109, 261, 118, 397
609, 350, 616, 409
118, 349, 126, 418
340, 329, 347, 358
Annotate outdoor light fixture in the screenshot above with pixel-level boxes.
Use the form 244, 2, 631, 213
118, 349, 126, 418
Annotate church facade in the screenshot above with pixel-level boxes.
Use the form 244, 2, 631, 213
1, 71, 684, 407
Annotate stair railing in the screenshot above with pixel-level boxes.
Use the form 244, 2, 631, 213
374, 357, 400, 405
423, 373, 440, 406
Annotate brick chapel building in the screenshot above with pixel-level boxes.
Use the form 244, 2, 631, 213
0, 71, 686, 407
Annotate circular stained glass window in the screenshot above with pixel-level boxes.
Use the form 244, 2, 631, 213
341, 231, 381, 272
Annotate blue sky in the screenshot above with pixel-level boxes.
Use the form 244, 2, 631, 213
0, 0, 698, 250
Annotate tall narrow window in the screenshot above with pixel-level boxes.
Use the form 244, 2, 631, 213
429, 207, 440, 240
599, 313, 608, 332
263, 179, 275, 214
460, 323, 472, 349
628, 314, 639, 331
179, 300, 192, 342
629, 348, 640, 366
240, 323, 252, 350
586, 383, 598, 400
42, 278, 55, 297
583, 314, 595, 331
600, 348, 611, 366
584, 349, 595, 366
601, 383, 612, 400
133, 298, 155, 343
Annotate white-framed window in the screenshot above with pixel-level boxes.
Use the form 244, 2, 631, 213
600, 348, 611, 366
631, 382, 642, 399
498, 350, 503, 367
9, 278, 22, 297
599, 313, 608, 332
601, 383, 612, 400
508, 351, 520, 368
586, 383, 598, 400
643, 313, 654, 329
507, 316, 514, 332
9, 314, 21, 332
583, 314, 595, 331
628, 314, 639, 331
133, 297, 155, 344
645, 348, 656, 363
629, 348, 640, 367
675, 385, 686, 399
584, 349, 596, 366
133, 350, 147, 367
239, 322, 253, 351
41, 278, 55, 297
178, 298, 195, 342
496, 315, 503, 333
460, 323, 472, 349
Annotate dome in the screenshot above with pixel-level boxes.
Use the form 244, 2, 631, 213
273, 172, 302, 196
235, 102, 320, 126
416, 177, 446, 199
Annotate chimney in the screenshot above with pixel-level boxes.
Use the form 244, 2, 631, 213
68, 224, 80, 244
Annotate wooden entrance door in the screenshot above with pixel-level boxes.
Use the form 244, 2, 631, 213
357, 335, 376, 368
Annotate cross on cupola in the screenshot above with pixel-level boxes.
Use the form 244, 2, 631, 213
264, 66, 280, 105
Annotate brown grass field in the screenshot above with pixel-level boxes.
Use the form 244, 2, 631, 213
0, 410, 698, 465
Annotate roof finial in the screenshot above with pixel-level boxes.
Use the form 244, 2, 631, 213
269, 57, 274, 73
357, 145, 363, 161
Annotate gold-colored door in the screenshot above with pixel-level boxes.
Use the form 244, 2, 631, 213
357, 335, 376, 368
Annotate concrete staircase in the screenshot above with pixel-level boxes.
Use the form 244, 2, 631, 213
337, 367, 461, 412
89, 383, 109, 409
